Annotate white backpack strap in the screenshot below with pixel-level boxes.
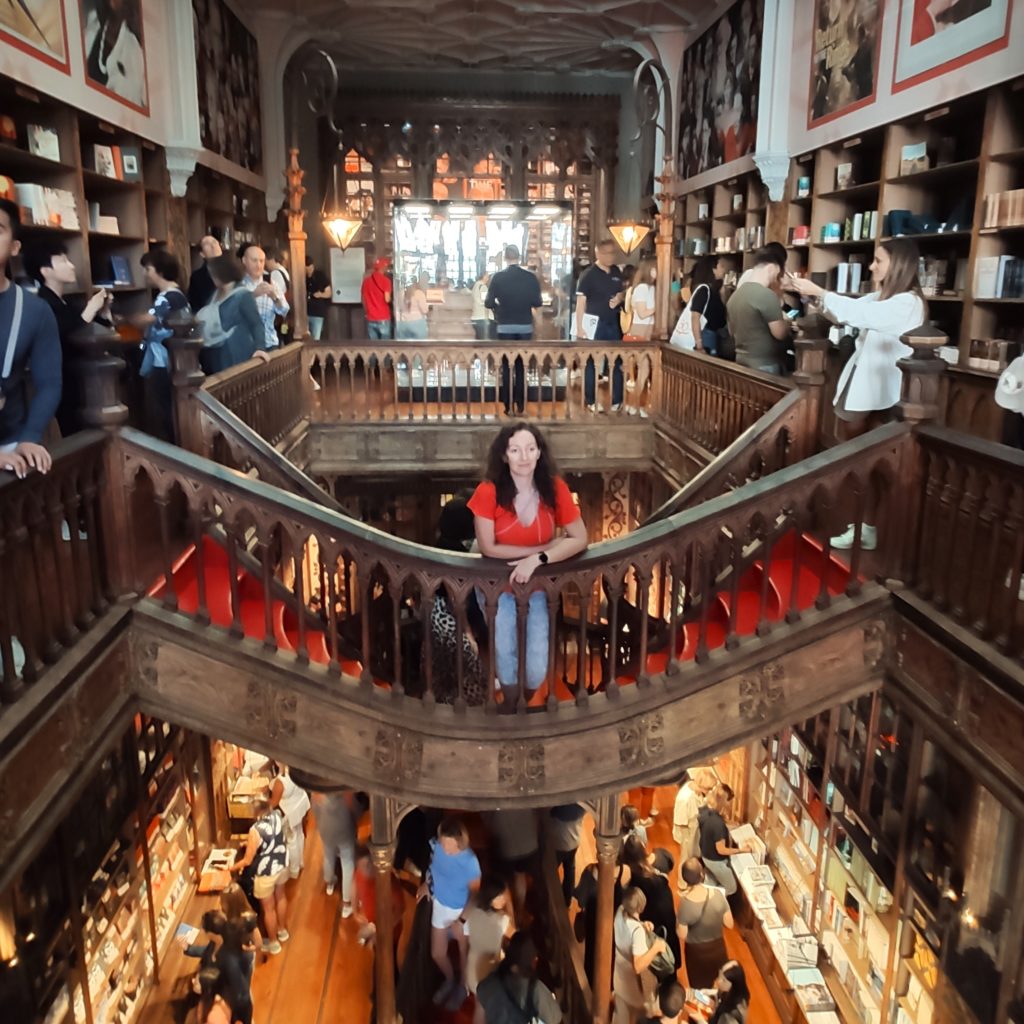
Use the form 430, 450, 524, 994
2, 285, 24, 380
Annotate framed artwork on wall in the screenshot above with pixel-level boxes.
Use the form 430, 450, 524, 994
192, 0, 263, 174
893, 0, 1011, 91
0, 0, 70, 72
807, 0, 884, 128
79, 0, 149, 113
677, 0, 764, 181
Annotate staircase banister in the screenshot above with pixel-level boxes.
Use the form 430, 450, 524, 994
658, 344, 796, 396
645, 388, 808, 524
201, 341, 306, 392
191, 390, 342, 515
114, 420, 912, 575
914, 423, 1024, 471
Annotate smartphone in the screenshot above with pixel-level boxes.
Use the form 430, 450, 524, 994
693, 989, 716, 1008
785, 308, 801, 319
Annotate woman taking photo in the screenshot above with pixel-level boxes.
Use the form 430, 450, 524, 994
788, 237, 926, 550
676, 857, 733, 988
469, 423, 588, 706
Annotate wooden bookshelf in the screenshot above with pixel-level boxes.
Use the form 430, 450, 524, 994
0, 72, 274, 321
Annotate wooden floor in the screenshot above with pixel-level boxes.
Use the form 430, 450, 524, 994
140, 785, 782, 1024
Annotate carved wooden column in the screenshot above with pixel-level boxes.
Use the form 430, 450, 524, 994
286, 148, 309, 340
370, 794, 401, 1024
67, 321, 130, 429
166, 313, 207, 455
591, 793, 621, 1024
602, 471, 630, 541
791, 336, 829, 460
653, 159, 677, 341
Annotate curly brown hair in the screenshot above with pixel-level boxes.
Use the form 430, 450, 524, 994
483, 422, 559, 512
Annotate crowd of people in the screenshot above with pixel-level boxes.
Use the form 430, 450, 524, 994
173, 754, 755, 1024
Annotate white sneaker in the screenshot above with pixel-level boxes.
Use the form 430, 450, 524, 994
585, 403, 600, 413
342, 902, 353, 919
831, 523, 876, 550
277, 928, 290, 943
262, 940, 282, 955
610, 403, 623, 413
326, 882, 336, 896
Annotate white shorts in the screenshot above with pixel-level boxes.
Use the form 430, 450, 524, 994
431, 899, 463, 930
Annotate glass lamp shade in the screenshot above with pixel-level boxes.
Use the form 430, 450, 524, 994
322, 211, 363, 251
608, 221, 651, 255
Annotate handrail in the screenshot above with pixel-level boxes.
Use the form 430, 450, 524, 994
646, 388, 808, 523
192, 390, 344, 514
114, 422, 913, 712
200, 342, 308, 449
658, 346, 794, 457
303, 338, 661, 422
910, 425, 1024, 658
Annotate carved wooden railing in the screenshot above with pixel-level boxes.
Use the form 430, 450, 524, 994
112, 423, 909, 713
302, 339, 661, 422
200, 342, 309, 449
0, 434, 113, 702
909, 426, 1024, 658
539, 838, 592, 1024
659, 346, 794, 457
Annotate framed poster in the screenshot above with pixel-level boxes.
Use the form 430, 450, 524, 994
893, 0, 1011, 91
677, 0, 764, 180
808, 0, 884, 127
79, 0, 149, 113
192, 0, 263, 173
0, 0, 69, 72
330, 247, 366, 304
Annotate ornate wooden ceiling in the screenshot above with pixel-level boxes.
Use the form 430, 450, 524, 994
249, 0, 711, 71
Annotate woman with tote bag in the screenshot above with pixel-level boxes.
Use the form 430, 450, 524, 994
670, 257, 726, 352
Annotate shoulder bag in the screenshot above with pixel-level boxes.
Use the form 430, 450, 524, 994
646, 924, 677, 980
669, 283, 709, 350
499, 973, 542, 1024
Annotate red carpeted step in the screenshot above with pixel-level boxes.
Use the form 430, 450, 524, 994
147, 537, 239, 629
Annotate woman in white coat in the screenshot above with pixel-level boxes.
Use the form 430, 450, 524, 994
788, 237, 926, 550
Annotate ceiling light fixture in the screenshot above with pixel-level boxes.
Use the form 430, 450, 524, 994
607, 219, 651, 255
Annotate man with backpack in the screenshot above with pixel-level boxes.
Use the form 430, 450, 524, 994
476, 931, 562, 1023
265, 249, 292, 342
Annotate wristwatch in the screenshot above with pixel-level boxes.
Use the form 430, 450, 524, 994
538, 551, 549, 564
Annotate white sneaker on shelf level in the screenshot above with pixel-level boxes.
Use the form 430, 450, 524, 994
831, 523, 877, 551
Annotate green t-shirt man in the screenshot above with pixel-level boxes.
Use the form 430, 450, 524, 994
726, 278, 788, 373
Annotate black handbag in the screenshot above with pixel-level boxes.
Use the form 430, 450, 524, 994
646, 924, 677, 980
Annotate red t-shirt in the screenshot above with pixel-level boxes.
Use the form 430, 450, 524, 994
468, 477, 580, 546
361, 271, 392, 321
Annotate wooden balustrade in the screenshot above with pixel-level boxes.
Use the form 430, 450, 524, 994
110, 422, 911, 714
200, 342, 309, 449
0, 434, 111, 703
911, 426, 1024, 660
659, 347, 793, 456
302, 339, 660, 423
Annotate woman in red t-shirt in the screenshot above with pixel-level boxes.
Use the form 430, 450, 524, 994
468, 424, 588, 703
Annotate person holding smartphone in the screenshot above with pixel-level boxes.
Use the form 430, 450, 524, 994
22, 239, 111, 437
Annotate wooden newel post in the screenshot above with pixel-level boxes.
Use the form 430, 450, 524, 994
67, 321, 130, 429
896, 323, 948, 424
653, 158, 678, 341
369, 795, 399, 1024
286, 148, 309, 341
592, 793, 621, 1024
166, 312, 206, 455
791, 335, 830, 460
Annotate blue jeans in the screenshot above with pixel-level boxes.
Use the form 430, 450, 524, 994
495, 591, 549, 691
367, 319, 392, 340
700, 326, 718, 354
308, 316, 325, 340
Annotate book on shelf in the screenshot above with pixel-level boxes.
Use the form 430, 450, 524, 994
796, 176, 811, 198
821, 222, 842, 242
14, 182, 80, 229
900, 141, 930, 176
175, 921, 200, 946
790, 968, 836, 1012
0, 114, 15, 142
730, 822, 767, 864
120, 144, 142, 182
761, 907, 784, 930
732, 192, 744, 212
982, 188, 1024, 228
835, 162, 854, 190
790, 224, 810, 245
976, 256, 1024, 298
743, 864, 776, 888
782, 934, 820, 971
110, 255, 132, 285
698, 201, 709, 219
750, 888, 778, 915
95, 214, 120, 234
27, 124, 60, 162
91, 144, 118, 179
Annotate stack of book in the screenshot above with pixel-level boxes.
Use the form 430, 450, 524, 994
833, 260, 866, 295
14, 182, 80, 228
88, 143, 142, 183
975, 255, 1024, 298
982, 189, 1024, 228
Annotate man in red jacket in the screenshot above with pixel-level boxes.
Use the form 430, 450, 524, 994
361, 257, 393, 340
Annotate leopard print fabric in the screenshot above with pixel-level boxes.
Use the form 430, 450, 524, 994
429, 593, 487, 706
